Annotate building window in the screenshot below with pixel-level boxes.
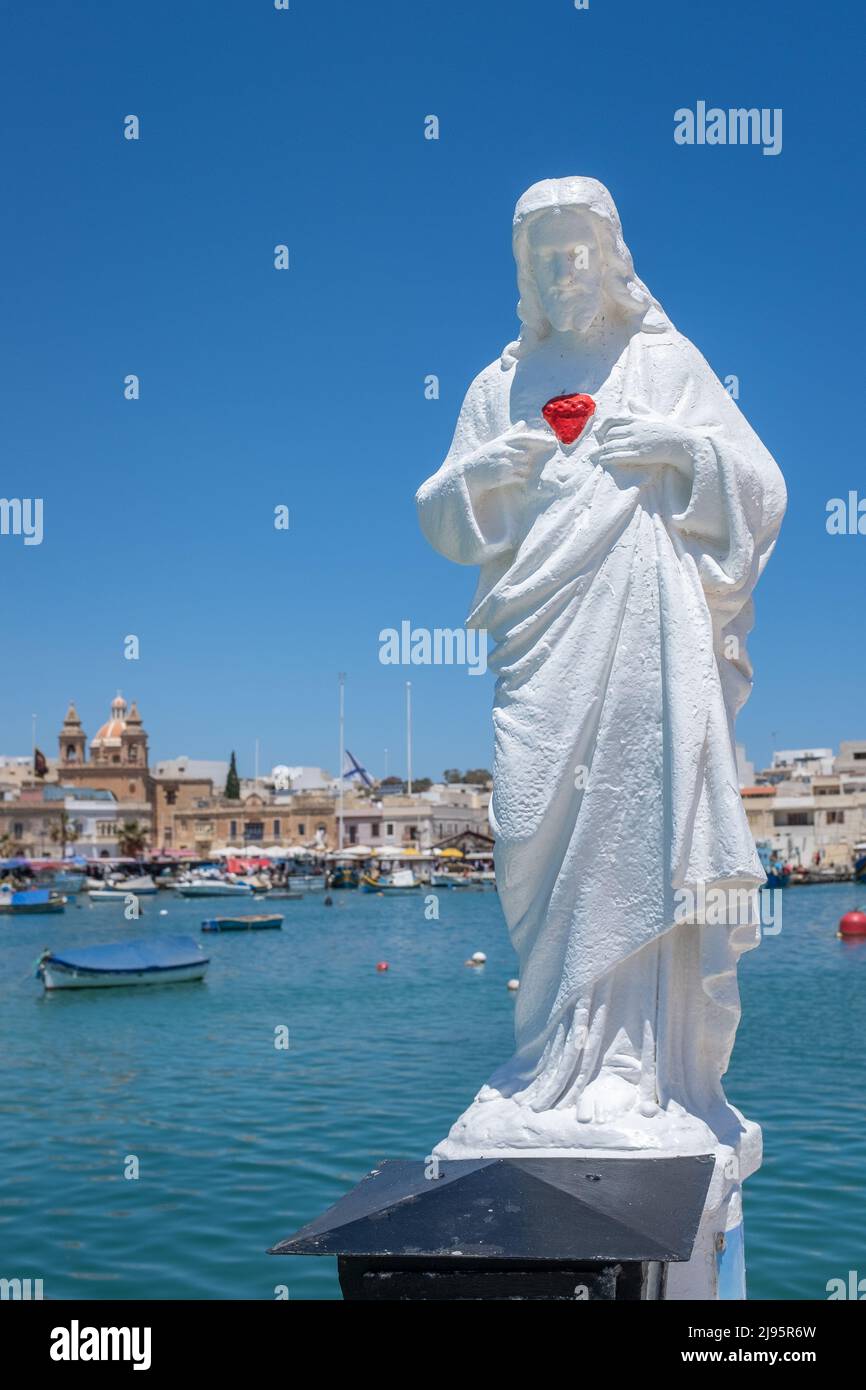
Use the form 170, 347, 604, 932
245, 821, 264, 842
826, 810, 845, 825
349, 825, 358, 844
773, 811, 813, 827
66, 745, 77, 761
13, 822, 23, 838
112, 755, 120, 764
273, 819, 281, 836
297, 823, 305, 836
128, 783, 136, 794
372, 822, 380, 837
386, 823, 394, 837
96, 821, 115, 837
230, 820, 237, 838
408, 825, 417, 841
128, 746, 138, 762
165, 788, 177, 806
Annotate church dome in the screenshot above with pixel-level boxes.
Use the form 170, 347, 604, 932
91, 694, 129, 748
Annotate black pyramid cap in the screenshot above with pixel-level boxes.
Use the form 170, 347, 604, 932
269, 1155, 714, 1263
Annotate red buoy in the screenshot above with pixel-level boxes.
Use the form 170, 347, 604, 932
838, 910, 866, 938
376, 961, 389, 972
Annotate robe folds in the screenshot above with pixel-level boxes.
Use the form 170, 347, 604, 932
417, 325, 786, 1136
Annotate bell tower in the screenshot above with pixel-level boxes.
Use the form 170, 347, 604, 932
121, 700, 149, 768
59, 702, 87, 766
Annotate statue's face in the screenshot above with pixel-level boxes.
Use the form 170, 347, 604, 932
527, 208, 603, 334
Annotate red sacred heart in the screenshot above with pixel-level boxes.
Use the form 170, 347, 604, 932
541, 393, 596, 445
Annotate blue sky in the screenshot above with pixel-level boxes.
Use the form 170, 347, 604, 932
1, 0, 861, 781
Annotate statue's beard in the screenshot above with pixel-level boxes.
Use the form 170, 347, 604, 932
547, 305, 603, 337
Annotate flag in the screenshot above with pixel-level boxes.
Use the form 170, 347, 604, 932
33, 748, 48, 777
343, 750, 373, 788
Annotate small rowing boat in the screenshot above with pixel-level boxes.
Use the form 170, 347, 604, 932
201, 914, 284, 932
36, 935, 209, 990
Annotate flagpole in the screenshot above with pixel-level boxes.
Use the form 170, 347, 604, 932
406, 681, 412, 796
338, 673, 346, 851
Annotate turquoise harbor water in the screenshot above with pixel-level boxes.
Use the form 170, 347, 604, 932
1, 883, 865, 1301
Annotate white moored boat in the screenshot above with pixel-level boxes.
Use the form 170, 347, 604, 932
110, 874, 158, 895
36, 935, 209, 990
176, 879, 253, 898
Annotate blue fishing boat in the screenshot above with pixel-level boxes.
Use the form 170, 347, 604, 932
0, 887, 65, 915
756, 840, 790, 889
36, 935, 209, 990
201, 914, 283, 932
328, 866, 359, 890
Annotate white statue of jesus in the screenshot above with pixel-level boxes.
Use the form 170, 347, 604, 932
417, 177, 785, 1162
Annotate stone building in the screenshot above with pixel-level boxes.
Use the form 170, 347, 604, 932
741, 743, 866, 868
161, 791, 337, 855
338, 785, 491, 851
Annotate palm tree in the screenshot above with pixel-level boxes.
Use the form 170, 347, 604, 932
50, 812, 80, 859
117, 820, 148, 858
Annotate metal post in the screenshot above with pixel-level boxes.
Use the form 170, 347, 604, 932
406, 681, 412, 796
338, 674, 345, 852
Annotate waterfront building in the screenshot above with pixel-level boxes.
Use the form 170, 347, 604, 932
339, 783, 491, 851
161, 791, 336, 855
758, 747, 835, 785
834, 740, 866, 774
0, 798, 64, 857
152, 759, 220, 850
742, 743, 866, 867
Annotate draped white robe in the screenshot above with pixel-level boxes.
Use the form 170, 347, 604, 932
417, 323, 786, 1156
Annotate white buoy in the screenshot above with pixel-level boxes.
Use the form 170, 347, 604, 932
507, 978, 519, 991
159, 909, 168, 916
472, 951, 487, 964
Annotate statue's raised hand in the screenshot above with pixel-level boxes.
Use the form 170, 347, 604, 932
464, 421, 555, 489
595, 400, 696, 474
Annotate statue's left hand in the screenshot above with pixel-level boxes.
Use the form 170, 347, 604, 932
594, 402, 696, 473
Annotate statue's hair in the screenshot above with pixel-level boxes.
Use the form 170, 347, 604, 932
501, 178, 671, 369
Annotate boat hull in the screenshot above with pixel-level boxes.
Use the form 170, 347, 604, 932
0, 900, 65, 914
176, 884, 253, 897
39, 960, 208, 990
360, 874, 421, 894
201, 916, 283, 932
